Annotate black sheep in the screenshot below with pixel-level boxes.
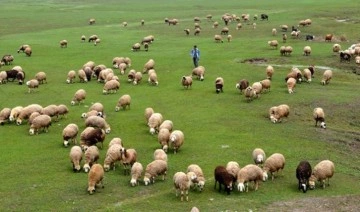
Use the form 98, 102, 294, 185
260, 14, 268, 21
214, 165, 233, 195
296, 160, 312, 193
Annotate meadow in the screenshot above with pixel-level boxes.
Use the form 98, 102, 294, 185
0, 0, 359, 211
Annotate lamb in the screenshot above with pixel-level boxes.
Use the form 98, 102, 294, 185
80, 127, 106, 150
63, 123, 79, 147
187, 164, 205, 191
83, 145, 100, 173
260, 79, 271, 92
120, 147, 137, 175
321, 70, 332, 85
143, 59, 155, 73
225, 161, 240, 183
9, 106, 23, 122
309, 160, 335, 189
214, 35, 223, 43
252, 148, 266, 167
169, 130, 184, 154
332, 44, 341, 53
130, 162, 143, 186
159, 120, 173, 132
103, 143, 122, 171
143, 159, 168, 186
303, 68, 312, 82
192, 66, 205, 81
236, 79, 249, 94
29, 114, 52, 135
181, 76, 192, 89
268, 40, 279, 49
154, 149, 168, 161
215, 77, 224, 94
133, 72, 142, 85
60, 40, 68, 48
313, 107, 326, 129
26, 79, 39, 93
325, 34, 333, 42
158, 128, 171, 152
148, 112, 163, 134
108, 137, 123, 147
173, 171, 197, 201
269, 104, 290, 123
262, 153, 286, 181
244, 86, 257, 102
103, 79, 120, 94
16, 103, 43, 125
144, 107, 154, 124
0, 108, 11, 125
148, 72, 158, 85
71, 89, 86, 105
24, 47, 32, 56
66, 70, 76, 83
296, 160, 312, 193
87, 164, 104, 195
214, 165, 233, 195
69, 146, 83, 172
237, 164, 264, 192
287, 77, 297, 94
303, 46, 311, 56
85, 115, 111, 134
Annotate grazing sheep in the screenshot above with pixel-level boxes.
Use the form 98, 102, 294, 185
71, 89, 86, 105
303, 46, 311, 56
115, 94, 131, 112
169, 130, 184, 154
313, 107, 326, 129
268, 40, 279, 49
236, 79, 249, 94
287, 77, 297, 94
332, 44, 341, 53
77, 69, 87, 83
194, 28, 201, 36
252, 148, 266, 167
143, 59, 155, 73
133, 72, 142, 85
9, 106, 23, 122
29, 114, 52, 135
143, 160, 168, 186
17, 44, 30, 53
28, 112, 40, 126
1, 54, 14, 66
227, 35, 232, 42
158, 128, 170, 152
80, 127, 106, 150
24, 47, 32, 56
237, 164, 264, 192
35, 72, 47, 84
148, 72, 158, 85
127, 69, 136, 82
89, 18, 95, 25
81, 35, 86, 42
220, 27, 229, 35
87, 164, 104, 195
63, 123, 79, 147
130, 162, 143, 186
56, 104, 68, 119
173, 171, 197, 201
340, 51, 351, 63
94, 38, 101, 46
132, 43, 141, 51
262, 153, 286, 181
214, 165, 233, 195
269, 104, 290, 123
325, 34, 333, 42
213, 21, 219, 28
141, 35, 154, 44
26, 79, 39, 93
120, 147, 137, 175
187, 164, 205, 191
60, 40, 68, 48
321, 70, 332, 85
244, 86, 257, 102
192, 66, 205, 81
41, 104, 59, 121
83, 146, 100, 173
184, 29, 190, 36
181, 76, 192, 89
159, 120, 173, 132
251, 82, 262, 96
308, 65, 315, 77
214, 35, 223, 43
17, 104, 43, 125
291, 30, 301, 39
88, 35, 98, 42
117, 63, 127, 75
103, 143, 122, 172
168, 19, 178, 25
285, 67, 303, 83
296, 160, 312, 193
0, 108, 11, 125
215, 77, 224, 94
303, 68, 312, 82
108, 137, 122, 147
69, 146, 83, 172
0, 71, 7, 84
144, 107, 154, 124
226, 161, 240, 184
148, 112, 163, 134
266, 65, 274, 80
280, 25, 288, 31
260, 79, 271, 92
122, 21, 127, 27
309, 160, 335, 189
272, 28, 277, 36
154, 149, 168, 161
85, 115, 111, 134
103, 79, 120, 94
236, 23, 242, 30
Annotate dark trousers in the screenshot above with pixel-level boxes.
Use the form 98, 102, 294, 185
193, 57, 199, 67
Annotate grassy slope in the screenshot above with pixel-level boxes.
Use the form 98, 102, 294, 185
0, 0, 359, 211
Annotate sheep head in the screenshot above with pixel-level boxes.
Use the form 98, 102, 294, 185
63, 140, 70, 147
309, 175, 316, 189
143, 176, 151, 186
262, 171, 268, 181
130, 178, 137, 186
88, 186, 95, 195
237, 182, 245, 192
256, 155, 264, 164
29, 128, 35, 135
83, 164, 91, 173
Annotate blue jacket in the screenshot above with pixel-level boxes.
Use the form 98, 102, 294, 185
190, 48, 200, 58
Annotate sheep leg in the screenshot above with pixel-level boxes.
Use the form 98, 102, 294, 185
180, 190, 184, 201
185, 190, 189, 201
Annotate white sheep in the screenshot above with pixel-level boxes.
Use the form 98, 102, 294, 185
144, 107, 154, 124
66, 70, 76, 84
269, 104, 290, 123
262, 153, 286, 181
309, 160, 335, 189
83, 145, 100, 173
0, 71, 7, 84
87, 164, 104, 195
148, 112, 163, 134
286, 77, 297, 94
226, 161, 240, 181
321, 70, 332, 85
266, 65, 274, 80
187, 164, 205, 191
69, 146, 83, 172
85, 115, 111, 134
9, 106, 23, 122
303, 68, 312, 82
132, 43, 141, 51
143, 159, 168, 186
244, 86, 257, 102
16, 103, 43, 125
71, 89, 86, 105
153, 149, 168, 161
272, 28, 277, 36
181, 76, 192, 89
235, 79, 249, 94
103, 143, 122, 171
130, 162, 143, 186
120, 147, 137, 175
303, 46, 311, 56
214, 34, 223, 43
169, 130, 184, 154
0, 108, 11, 125
35, 72, 47, 84
63, 123, 79, 147
313, 107, 326, 129
29, 114, 52, 135
237, 164, 264, 192
268, 40, 279, 49
173, 171, 197, 201
252, 148, 266, 167
159, 120, 173, 132
108, 137, 122, 147
133, 72, 142, 85
260, 79, 271, 92
103, 79, 120, 94
118, 62, 127, 75
251, 82, 262, 96
143, 59, 155, 73
332, 44, 341, 53
148, 72, 158, 85
26, 79, 39, 93
158, 128, 170, 152
60, 40, 68, 48
78, 69, 87, 83
192, 66, 205, 81
115, 94, 131, 111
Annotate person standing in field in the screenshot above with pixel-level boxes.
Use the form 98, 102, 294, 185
190, 45, 200, 67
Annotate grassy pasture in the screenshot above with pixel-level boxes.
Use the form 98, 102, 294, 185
0, 0, 359, 211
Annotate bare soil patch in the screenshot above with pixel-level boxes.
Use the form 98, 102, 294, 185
241, 58, 268, 64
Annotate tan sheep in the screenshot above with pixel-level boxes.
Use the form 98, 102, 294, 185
272, 28, 277, 36
169, 130, 184, 154
252, 148, 266, 167
260, 79, 271, 92
313, 107, 326, 129
71, 89, 86, 105
103, 79, 120, 94
9, 106, 23, 122
80, 127, 106, 150
332, 44, 341, 53
158, 128, 171, 152
144, 107, 154, 124
66, 70, 76, 84
159, 120, 173, 132
24, 47, 32, 56
268, 40, 279, 49
69, 146, 83, 172
237, 164, 264, 192
120, 147, 137, 175
303, 68, 312, 83
251, 82, 262, 96
26, 79, 39, 93
87, 164, 104, 195
148, 112, 163, 134
192, 66, 205, 81
28, 111, 40, 126
303, 46, 311, 56
85, 115, 111, 134
103, 143, 122, 171
153, 149, 168, 161
262, 153, 285, 181
89, 18, 96, 25
133, 72, 142, 85
286, 77, 297, 94
115, 94, 131, 111
63, 123, 79, 147
148, 72, 158, 85
57, 104, 69, 119
41, 104, 59, 121
309, 160, 335, 189
244, 86, 257, 102
226, 161, 240, 180
143, 160, 168, 186
16, 104, 43, 125
181, 76, 192, 89
143, 59, 155, 73
35, 72, 47, 84
187, 164, 205, 191
108, 137, 122, 147
266, 65, 274, 80
29, 114, 52, 135
214, 34, 223, 43
173, 171, 197, 201
0, 71, 7, 84
269, 104, 290, 123
60, 40, 68, 48
130, 162, 143, 186
0, 108, 11, 125
132, 43, 141, 51
321, 70, 332, 85
83, 145, 100, 173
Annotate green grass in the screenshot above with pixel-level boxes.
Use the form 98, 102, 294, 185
0, 0, 360, 211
